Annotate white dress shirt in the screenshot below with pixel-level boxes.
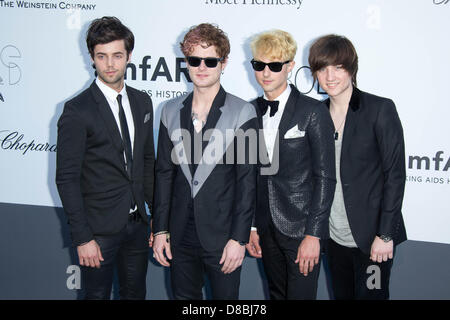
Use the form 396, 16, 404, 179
96, 78, 137, 212
96, 77, 135, 154
251, 84, 292, 232
262, 84, 291, 161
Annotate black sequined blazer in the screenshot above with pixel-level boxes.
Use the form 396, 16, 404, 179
252, 84, 336, 240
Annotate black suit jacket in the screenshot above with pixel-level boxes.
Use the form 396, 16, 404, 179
252, 84, 336, 240
56, 81, 155, 247
153, 88, 258, 252
325, 88, 407, 254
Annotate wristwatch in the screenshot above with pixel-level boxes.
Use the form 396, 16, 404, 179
378, 234, 392, 243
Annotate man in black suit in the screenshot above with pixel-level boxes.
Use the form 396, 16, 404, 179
245, 30, 336, 299
56, 17, 154, 299
309, 34, 406, 300
152, 23, 258, 300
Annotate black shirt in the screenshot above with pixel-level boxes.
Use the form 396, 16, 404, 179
180, 86, 227, 248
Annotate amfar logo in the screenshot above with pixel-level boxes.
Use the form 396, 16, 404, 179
433, 0, 449, 4
408, 151, 450, 171
125, 56, 190, 83
126, 55, 322, 97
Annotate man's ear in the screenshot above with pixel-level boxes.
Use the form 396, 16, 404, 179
221, 57, 228, 71
287, 60, 295, 73
90, 55, 96, 70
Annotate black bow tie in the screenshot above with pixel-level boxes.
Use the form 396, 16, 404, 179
257, 96, 279, 117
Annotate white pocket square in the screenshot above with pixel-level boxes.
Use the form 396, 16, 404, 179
144, 113, 151, 123
284, 125, 305, 139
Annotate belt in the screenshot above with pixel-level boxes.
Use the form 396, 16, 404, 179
128, 209, 141, 222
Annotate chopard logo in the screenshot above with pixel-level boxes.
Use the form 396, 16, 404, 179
0, 130, 57, 155
433, 0, 449, 4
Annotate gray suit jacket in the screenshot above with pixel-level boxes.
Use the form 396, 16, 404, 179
153, 87, 258, 251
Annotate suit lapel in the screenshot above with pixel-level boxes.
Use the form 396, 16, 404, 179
198, 100, 223, 165
90, 81, 127, 170
254, 85, 299, 166
278, 85, 300, 138
171, 95, 193, 187
192, 94, 235, 198
180, 94, 194, 175
253, 99, 271, 167
127, 86, 141, 166
341, 107, 357, 160
341, 87, 361, 163
201, 100, 222, 138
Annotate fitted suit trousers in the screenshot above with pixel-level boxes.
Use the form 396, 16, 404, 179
81, 213, 149, 300
260, 220, 321, 300
326, 239, 393, 300
170, 244, 241, 300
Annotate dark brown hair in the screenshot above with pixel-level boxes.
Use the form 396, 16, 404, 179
308, 34, 358, 86
180, 23, 230, 59
86, 16, 134, 59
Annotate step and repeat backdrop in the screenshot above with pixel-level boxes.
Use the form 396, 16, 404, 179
1, 0, 450, 299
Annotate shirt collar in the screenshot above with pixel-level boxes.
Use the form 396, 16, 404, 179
96, 77, 127, 102
324, 86, 361, 111
183, 85, 226, 109
263, 83, 291, 113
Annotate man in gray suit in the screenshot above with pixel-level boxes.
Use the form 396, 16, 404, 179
152, 23, 258, 300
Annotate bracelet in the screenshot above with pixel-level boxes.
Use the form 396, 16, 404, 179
154, 231, 169, 236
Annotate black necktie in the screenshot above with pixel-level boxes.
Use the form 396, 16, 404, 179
117, 94, 133, 178
257, 96, 279, 117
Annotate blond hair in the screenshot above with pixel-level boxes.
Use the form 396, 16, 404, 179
250, 30, 297, 61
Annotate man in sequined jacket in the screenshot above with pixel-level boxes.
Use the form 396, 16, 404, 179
245, 30, 336, 300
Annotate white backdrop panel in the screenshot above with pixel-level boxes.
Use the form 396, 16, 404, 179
0, 0, 449, 243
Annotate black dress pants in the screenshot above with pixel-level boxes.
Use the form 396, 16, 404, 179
259, 222, 321, 300
81, 214, 149, 300
326, 239, 393, 300
170, 244, 241, 300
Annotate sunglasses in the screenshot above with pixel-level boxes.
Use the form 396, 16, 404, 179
250, 59, 291, 72
186, 56, 224, 68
